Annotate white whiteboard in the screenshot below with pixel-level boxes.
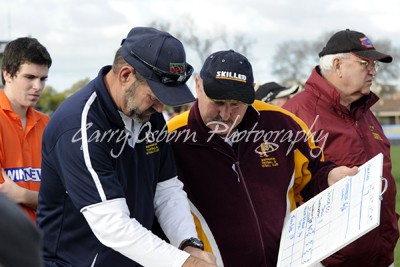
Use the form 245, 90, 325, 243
277, 153, 383, 267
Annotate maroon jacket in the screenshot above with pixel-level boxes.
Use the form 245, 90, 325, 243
284, 66, 399, 267
168, 101, 336, 267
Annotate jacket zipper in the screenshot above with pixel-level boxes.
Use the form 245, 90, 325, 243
234, 161, 268, 266
192, 143, 268, 266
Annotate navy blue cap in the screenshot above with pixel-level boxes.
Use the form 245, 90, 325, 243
200, 50, 255, 104
319, 29, 392, 63
121, 27, 195, 106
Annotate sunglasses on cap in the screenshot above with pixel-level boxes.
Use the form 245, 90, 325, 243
129, 51, 193, 85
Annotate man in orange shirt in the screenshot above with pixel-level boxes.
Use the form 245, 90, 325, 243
0, 37, 52, 222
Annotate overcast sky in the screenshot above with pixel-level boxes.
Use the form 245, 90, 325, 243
1, 0, 399, 91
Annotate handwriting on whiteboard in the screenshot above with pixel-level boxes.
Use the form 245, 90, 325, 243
277, 153, 383, 267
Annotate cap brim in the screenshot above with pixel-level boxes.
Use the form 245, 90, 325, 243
206, 91, 254, 104
146, 79, 195, 107
203, 80, 255, 105
352, 50, 393, 63
255, 90, 279, 102
255, 83, 287, 102
275, 86, 299, 99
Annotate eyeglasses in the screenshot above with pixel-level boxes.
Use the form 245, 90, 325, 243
129, 51, 193, 85
343, 58, 380, 72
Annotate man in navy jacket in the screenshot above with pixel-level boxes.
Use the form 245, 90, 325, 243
37, 27, 216, 267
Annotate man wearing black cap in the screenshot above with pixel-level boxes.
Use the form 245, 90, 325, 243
36, 27, 216, 267
255, 82, 299, 107
284, 29, 399, 267
165, 49, 358, 267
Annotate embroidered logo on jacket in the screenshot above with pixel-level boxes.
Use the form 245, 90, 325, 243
370, 124, 383, 141
144, 131, 160, 155
255, 142, 279, 168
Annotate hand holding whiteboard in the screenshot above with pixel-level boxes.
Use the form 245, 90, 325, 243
277, 153, 384, 267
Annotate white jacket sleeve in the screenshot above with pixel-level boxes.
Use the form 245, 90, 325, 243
81, 198, 189, 267
154, 177, 198, 246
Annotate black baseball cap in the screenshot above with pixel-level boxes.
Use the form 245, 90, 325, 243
200, 49, 255, 104
319, 29, 392, 63
255, 82, 299, 102
121, 27, 195, 106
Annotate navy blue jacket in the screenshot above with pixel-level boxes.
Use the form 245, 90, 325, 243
37, 66, 176, 267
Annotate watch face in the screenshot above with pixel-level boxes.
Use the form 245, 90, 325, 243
181, 237, 204, 250
190, 238, 204, 249
191, 238, 203, 246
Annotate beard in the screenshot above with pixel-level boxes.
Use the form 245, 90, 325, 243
124, 82, 157, 123
126, 107, 156, 123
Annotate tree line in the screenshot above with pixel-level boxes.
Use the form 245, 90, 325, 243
30, 18, 400, 114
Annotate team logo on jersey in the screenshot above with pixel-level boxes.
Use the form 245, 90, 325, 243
255, 142, 279, 168
144, 131, 160, 155
370, 124, 383, 141
145, 142, 160, 155
255, 142, 279, 157
4, 167, 41, 182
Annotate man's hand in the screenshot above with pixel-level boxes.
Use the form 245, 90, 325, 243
0, 169, 38, 209
182, 254, 217, 267
181, 246, 217, 266
327, 166, 359, 186
0, 169, 24, 201
183, 246, 216, 265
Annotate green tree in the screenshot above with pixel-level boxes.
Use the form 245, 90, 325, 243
36, 86, 66, 115
64, 78, 90, 97
37, 78, 90, 115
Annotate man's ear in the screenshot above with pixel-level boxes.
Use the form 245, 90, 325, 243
119, 65, 134, 84
195, 75, 202, 96
333, 58, 342, 78
2, 69, 11, 83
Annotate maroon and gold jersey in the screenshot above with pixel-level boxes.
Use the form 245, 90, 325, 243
167, 100, 335, 267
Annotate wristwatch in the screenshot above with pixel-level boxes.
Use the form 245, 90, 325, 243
179, 237, 204, 251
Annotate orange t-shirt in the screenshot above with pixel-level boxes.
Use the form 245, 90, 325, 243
0, 90, 50, 222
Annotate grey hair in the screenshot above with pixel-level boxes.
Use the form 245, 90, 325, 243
134, 70, 147, 84
112, 47, 146, 84
319, 53, 349, 74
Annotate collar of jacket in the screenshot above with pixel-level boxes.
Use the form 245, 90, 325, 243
307, 66, 379, 120
94, 66, 127, 129
94, 66, 166, 132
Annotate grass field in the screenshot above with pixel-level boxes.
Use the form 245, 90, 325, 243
392, 145, 400, 265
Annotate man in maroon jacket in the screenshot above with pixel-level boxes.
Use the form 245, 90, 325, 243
284, 29, 399, 267
165, 49, 358, 267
